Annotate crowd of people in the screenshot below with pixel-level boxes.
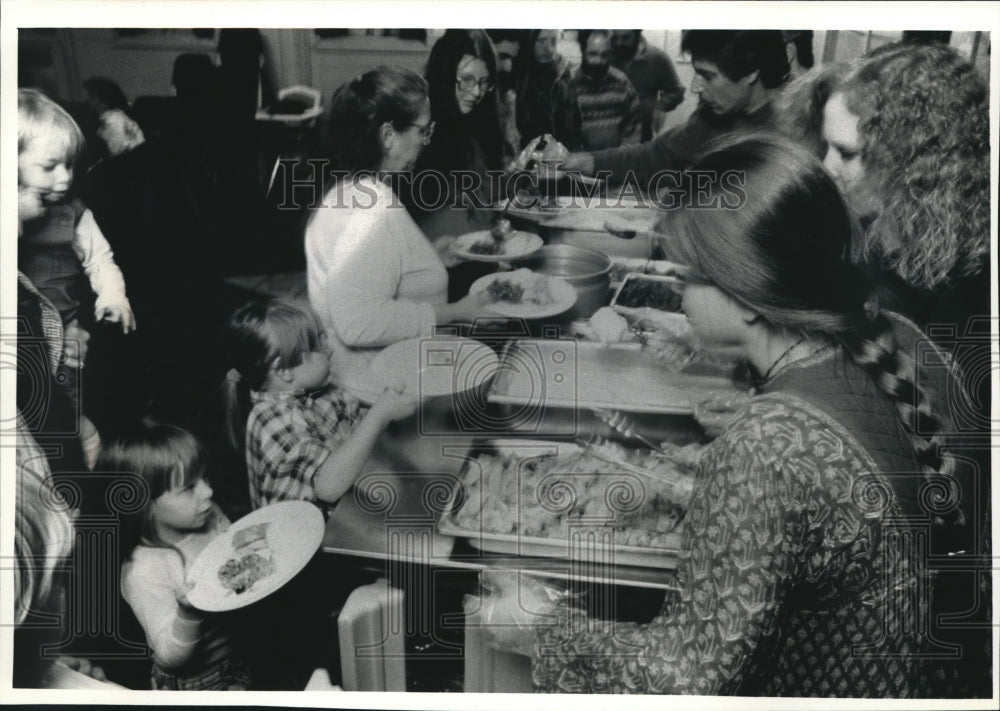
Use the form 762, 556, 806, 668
11, 27, 992, 698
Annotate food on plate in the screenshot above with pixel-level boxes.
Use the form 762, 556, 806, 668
486, 279, 525, 303
589, 307, 629, 343
217, 522, 276, 595
470, 239, 503, 255
450, 442, 696, 548
486, 270, 554, 307
614, 275, 683, 312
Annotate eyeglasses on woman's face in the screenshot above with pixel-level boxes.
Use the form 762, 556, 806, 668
405, 120, 436, 144
455, 75, 494, 95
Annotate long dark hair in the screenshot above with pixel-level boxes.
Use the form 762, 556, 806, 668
422, 29, 503, 172
661, 135, 959, 523
323, 65, 428, 176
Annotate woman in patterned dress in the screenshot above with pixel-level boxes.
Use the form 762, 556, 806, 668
483, 136, 979, 697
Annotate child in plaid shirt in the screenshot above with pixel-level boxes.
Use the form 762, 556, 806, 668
223, 298, 417, 511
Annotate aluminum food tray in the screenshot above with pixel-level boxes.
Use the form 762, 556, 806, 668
437, 440, 681, 570
488, 338, 739, 415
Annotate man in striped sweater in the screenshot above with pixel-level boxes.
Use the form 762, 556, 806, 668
569, 30, 642, 151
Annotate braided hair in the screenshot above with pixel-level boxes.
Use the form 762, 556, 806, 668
660, 135, 960, 524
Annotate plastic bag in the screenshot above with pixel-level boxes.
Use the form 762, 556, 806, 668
463, 570, 573, 656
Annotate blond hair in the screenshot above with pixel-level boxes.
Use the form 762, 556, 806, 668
18, 88, 85, 164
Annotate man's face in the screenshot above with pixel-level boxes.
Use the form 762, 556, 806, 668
582, 33, 611, 79
689, 58, 755, 116
494, 39, 520, 91
534, 30, 558, 64
611, 30, 640, 62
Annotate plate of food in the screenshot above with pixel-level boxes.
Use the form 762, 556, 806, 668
186, 501, 324, 612
451, 230, 543, 263
470, 268, 577, 319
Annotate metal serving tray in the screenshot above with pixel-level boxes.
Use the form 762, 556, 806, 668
488, 338, 740, 415
437, 440, 681, 570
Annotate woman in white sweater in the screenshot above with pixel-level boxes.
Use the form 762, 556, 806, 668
305, 66, 490, 378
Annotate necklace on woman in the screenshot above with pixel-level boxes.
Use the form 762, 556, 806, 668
759, 335, 809, 384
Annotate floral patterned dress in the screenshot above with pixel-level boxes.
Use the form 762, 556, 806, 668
532, 322, 981, 696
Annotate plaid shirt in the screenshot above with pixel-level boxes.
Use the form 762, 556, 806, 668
246, 386, 364, 510
17, 271, 64, 373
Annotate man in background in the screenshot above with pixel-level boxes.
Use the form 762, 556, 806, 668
611, 30, 685, 141
570, 30, 642, 150
555, 30, 790, 185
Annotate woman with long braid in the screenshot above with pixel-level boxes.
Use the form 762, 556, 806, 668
477, 137, 978, 697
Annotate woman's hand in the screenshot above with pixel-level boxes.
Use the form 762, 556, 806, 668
62, 320, 90, 369
432, 235, 463, 268
435, 289, 493, 325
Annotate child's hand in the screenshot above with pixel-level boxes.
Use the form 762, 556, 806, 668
371, 382, 419, 422
62, 320, 90, 369
95, 296, 137, 333
176, 582, 203, 619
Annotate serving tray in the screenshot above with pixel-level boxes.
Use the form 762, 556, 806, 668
488, 338, 740, 415
437, 440, 682, 570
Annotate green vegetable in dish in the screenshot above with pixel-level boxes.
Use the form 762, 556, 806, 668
487, 279, 525, 303
616, 277, 683, 312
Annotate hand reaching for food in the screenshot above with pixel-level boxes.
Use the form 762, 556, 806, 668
514, 134, 568, 175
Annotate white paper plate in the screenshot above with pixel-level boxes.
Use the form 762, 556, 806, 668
366, 336, 499, 400
470, 269, 577, 319
451, 230, 543, 263
186, 501, 324, 612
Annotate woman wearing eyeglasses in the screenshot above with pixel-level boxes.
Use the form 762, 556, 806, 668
304, 66, 491, 378
407, 29, 505, 243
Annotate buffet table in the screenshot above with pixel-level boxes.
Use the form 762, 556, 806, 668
231, 189, 738, 691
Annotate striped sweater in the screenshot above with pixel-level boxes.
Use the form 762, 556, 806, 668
569, 66, 642, 151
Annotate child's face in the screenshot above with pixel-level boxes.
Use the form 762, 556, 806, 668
19, 136, 74, 204
152, 476, 214, 537
287, 341, 332, 392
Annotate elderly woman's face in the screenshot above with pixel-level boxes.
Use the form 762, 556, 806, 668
382, 98, 433, 172
455, 54, 492, 115
822, 92, 878, 216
